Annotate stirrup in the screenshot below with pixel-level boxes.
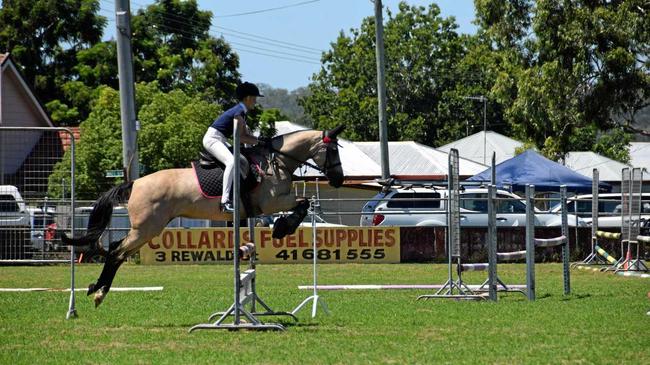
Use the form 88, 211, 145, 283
221, 202, 235, 213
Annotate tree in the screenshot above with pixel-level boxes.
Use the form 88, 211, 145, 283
475, 0, 648, 161
48, 82, 222, 198
130, 0, 241, 103
0, 0, 107, 124
301, 2, 501, 146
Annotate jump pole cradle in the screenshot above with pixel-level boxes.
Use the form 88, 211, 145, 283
459, 185, 570, 301
618, 167, 648, 272
189, 119, 294, 332
417, 149, 486, 301
525, 185, 571, 301
573, 169, 609, 267
291, 193, 330, 318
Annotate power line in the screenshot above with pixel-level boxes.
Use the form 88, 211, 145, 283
99, 7, 321, 64
214, 0, 320, 18
99, 0, 324, 53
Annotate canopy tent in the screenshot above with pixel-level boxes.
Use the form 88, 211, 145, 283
468, 149, 610, 192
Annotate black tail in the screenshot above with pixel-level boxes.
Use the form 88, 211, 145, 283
61, 181, 133, 247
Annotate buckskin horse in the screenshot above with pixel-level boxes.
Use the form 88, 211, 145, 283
63, 125, 345, 307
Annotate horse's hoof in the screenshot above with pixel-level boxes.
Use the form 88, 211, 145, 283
272, 217, 289, 239
94, 287, 106, 308
87, 283, 97, 296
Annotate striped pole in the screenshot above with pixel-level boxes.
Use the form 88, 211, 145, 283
595, 245, 618, 265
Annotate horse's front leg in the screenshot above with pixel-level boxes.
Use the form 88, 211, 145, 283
259, 194, 309, 239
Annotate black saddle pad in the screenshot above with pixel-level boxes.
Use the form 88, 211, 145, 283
191, 161, 259, 199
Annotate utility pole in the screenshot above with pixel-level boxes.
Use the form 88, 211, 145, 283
374, 0, 390, 180
463, 95, 487, 164
115, 0, 139, 181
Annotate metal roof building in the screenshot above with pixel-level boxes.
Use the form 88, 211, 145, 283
562, 151, 630, 182
437, 131, 524, 165
354, 141, 487, 179
629, 142, 650, 172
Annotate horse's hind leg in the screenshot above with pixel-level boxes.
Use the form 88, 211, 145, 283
90, 227, 157, 307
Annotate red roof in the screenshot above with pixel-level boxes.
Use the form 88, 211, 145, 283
58, 127, 81, 151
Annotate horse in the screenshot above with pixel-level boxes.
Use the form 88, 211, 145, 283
62, 125, 345, 307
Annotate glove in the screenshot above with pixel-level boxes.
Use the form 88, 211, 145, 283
257, 136, 272, 148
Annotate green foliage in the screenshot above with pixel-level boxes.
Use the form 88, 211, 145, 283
257, 108, 287, 137
130, 0, 241, 103
1, 0, 240, 125
48, 83, 221, 198
476, 0, 648, 160
0, 0, 107, 125
302, 2, 502, 146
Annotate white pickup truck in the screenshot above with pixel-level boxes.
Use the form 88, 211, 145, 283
0, 185, 31, 257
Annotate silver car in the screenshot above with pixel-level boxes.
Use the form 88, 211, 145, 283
360, 186, 585, 227
551, 193, 650, 228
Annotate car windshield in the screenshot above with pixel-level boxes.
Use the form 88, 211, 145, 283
0, 195, 19, 212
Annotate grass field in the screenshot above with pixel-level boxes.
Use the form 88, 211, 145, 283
0, 263, 648, 364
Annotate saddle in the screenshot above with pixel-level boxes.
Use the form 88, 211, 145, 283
192, 146, 268, 216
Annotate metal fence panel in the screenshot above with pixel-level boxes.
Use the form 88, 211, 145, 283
0, 127, 75, 261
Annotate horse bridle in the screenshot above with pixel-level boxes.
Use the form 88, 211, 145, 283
267, 131, 341, 175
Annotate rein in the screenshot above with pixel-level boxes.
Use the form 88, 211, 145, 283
265, 134, 341, 175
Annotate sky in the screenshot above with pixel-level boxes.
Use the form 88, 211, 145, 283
100, 0, 477, 90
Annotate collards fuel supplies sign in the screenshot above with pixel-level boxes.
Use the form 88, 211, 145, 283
140, 227, 400, 264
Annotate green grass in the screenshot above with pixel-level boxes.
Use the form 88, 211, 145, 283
0, 263, 648, 364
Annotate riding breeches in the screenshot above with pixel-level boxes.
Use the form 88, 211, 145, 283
202, 127, 248, 203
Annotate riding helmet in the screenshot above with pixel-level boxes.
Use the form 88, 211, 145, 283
236, 82, 264, 100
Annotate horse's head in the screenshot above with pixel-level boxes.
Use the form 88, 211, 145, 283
312, 125, 345, 188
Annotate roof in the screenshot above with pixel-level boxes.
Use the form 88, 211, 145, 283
58, 127, 81, 151
437, 131, 524, 165
274, 121, 381, 178
468, 149, 610, 192
562, 151, 630, 182
0, 53, 54, 127
629, 142, 650, 172
354, 141, 487, 178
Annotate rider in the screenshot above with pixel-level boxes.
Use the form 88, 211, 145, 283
203, 82, 267, 212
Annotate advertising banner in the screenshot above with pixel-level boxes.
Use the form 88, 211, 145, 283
140, 227, 400, 264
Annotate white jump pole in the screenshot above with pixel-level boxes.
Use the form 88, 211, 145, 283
292, 182, 330, 317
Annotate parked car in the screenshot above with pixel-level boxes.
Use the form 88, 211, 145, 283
0, 185, 30, 228
360, 186, 586, 227
0, 185, 31, 258
25, 207, 56, 251
550, 193, 650, 228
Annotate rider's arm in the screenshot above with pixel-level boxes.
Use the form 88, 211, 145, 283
234, 116, 259, 145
